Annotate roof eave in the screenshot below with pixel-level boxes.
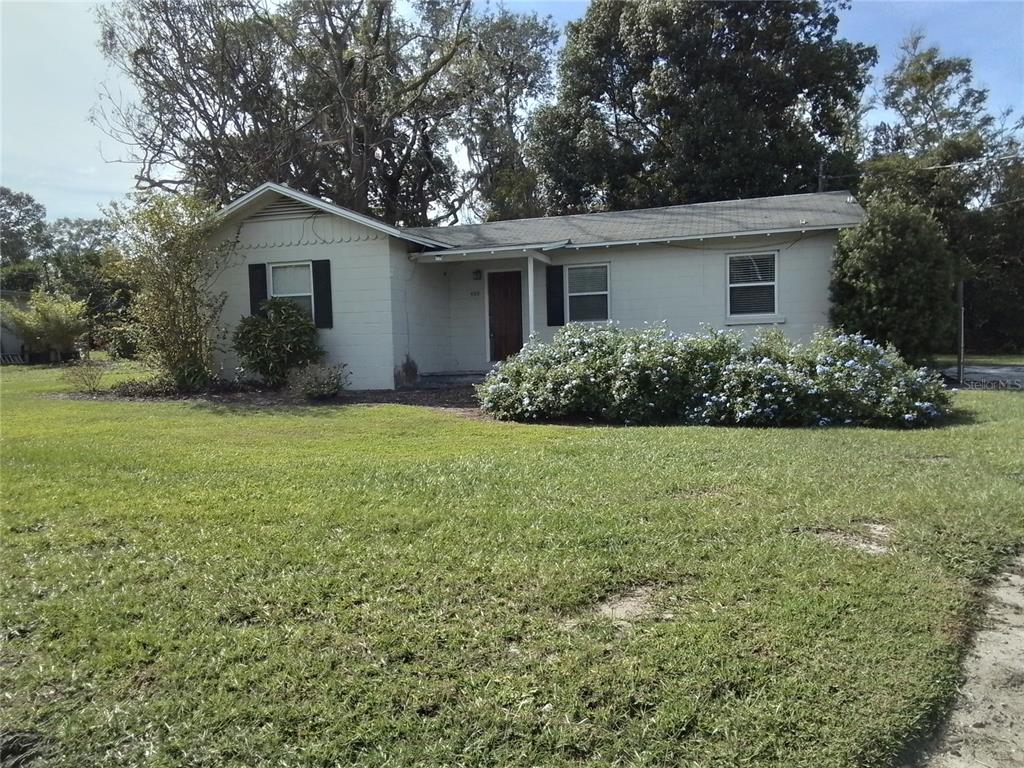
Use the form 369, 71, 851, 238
560, 222, 860, 251
411, 239, 571, 262
214, 182, 449, 249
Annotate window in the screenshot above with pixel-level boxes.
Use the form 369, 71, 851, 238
728, 253, 776, 316
270, 262, 314, 318
567, 264, 610, 321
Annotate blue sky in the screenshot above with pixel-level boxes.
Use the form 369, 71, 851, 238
1, 0, 1021, 220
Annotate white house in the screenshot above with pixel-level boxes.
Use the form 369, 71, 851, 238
210, 183, 864, 389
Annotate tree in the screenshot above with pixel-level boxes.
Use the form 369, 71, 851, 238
830, 193, 954, 360
0, 261, 43, 293
871, 33, 1007, 158
108, 193, 234, 390
1, 187, 50, 268
44, 218, 134, 337
529, 0, 876, 214
863, 33, 1022, 352
454, 9, 559, 221
967, 161, 1024, 351
96, 1, 559, 224
0, 292, 89, 360
95, 0, 553, 225
864, 34, 1020, 225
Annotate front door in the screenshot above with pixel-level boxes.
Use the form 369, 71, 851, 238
487, 271, 523, 361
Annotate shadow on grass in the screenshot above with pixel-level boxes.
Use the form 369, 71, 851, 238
181, 386, 485, 417
69, 383, 981, 430
936, 405, 982, 429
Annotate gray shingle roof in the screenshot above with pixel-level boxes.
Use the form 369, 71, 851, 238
404, 191, 863, 250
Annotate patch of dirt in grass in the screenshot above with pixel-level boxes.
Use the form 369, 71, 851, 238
561, 584, 672, 629
804, 522, 894, 555
596, 585, 658, 621
906, 555, 1024, 768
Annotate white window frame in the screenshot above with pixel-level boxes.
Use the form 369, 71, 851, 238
565, 263, 611, 323
725, 251, 781, 322
269, 261, 315, 318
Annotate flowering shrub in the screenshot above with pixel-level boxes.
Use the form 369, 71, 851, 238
287, 362, 349, 399
477, 325, 950, 428
802, 332, 949, 427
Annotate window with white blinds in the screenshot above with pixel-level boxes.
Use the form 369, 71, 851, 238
567, 264, 610, 321
728, 253, 776, 316
270, 262, 314, 319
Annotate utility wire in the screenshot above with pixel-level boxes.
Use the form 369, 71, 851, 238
823, 153, 1021, 181
983, 196, 1024, 209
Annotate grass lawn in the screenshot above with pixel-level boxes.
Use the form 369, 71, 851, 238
931, 352, 1024, 367
2, 365, 1022, 767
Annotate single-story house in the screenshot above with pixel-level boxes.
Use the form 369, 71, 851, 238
211, 184, 864, 389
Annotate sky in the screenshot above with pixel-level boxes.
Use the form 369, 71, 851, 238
1, 0, 1022, 221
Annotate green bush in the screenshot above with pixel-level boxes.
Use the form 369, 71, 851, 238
61, 360, 108, 393
232, 299, 324, 388
287, 363, 349, 399
0, 291, 89, 360
95, 322, 139, 360
830, 193, 955, 361
477, 325, 950, 428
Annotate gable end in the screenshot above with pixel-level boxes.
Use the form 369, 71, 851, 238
246, 197, 324, 222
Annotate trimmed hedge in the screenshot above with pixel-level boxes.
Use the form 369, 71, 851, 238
477, 325, 950, 427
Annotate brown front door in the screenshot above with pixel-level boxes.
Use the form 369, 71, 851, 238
487, 271, 523, 361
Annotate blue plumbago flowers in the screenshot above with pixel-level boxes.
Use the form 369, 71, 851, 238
477, 325, 951, 428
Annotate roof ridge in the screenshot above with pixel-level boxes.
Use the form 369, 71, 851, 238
403, 190, 854, 234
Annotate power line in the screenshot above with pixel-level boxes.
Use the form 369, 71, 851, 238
823, 153, 1021, 181
984, 196, 1024, 209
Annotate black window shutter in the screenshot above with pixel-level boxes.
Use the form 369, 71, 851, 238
248, 264, 267, 317
545, 265, 565, 326
311, 259, 333, 329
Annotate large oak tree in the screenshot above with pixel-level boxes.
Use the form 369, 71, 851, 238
530, 0, 876, 214
95, 0, 557, 226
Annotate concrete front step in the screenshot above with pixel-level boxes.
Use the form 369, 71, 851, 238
416, 372, 487, 389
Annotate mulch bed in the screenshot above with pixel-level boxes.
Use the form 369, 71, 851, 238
340, 386, 479, 409
61, 385, 485, 415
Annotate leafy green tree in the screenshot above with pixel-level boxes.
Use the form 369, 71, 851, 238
455, 9, 559, 221
830, 193, 954, 360
43, 217, 137, 346
967, 161, 1024, 351
96, 0, 556, 226
0, 292, 89, 360
530, 0, 876, 213
108, 194, 234, 390
862, 33, 1022, 352
871, 33, 1009, 158
1, 188, 50, 292
0, 261, 43, 292
0, 187, 50, 266
97, 0, 471, 222
863, 35, 1018, 230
